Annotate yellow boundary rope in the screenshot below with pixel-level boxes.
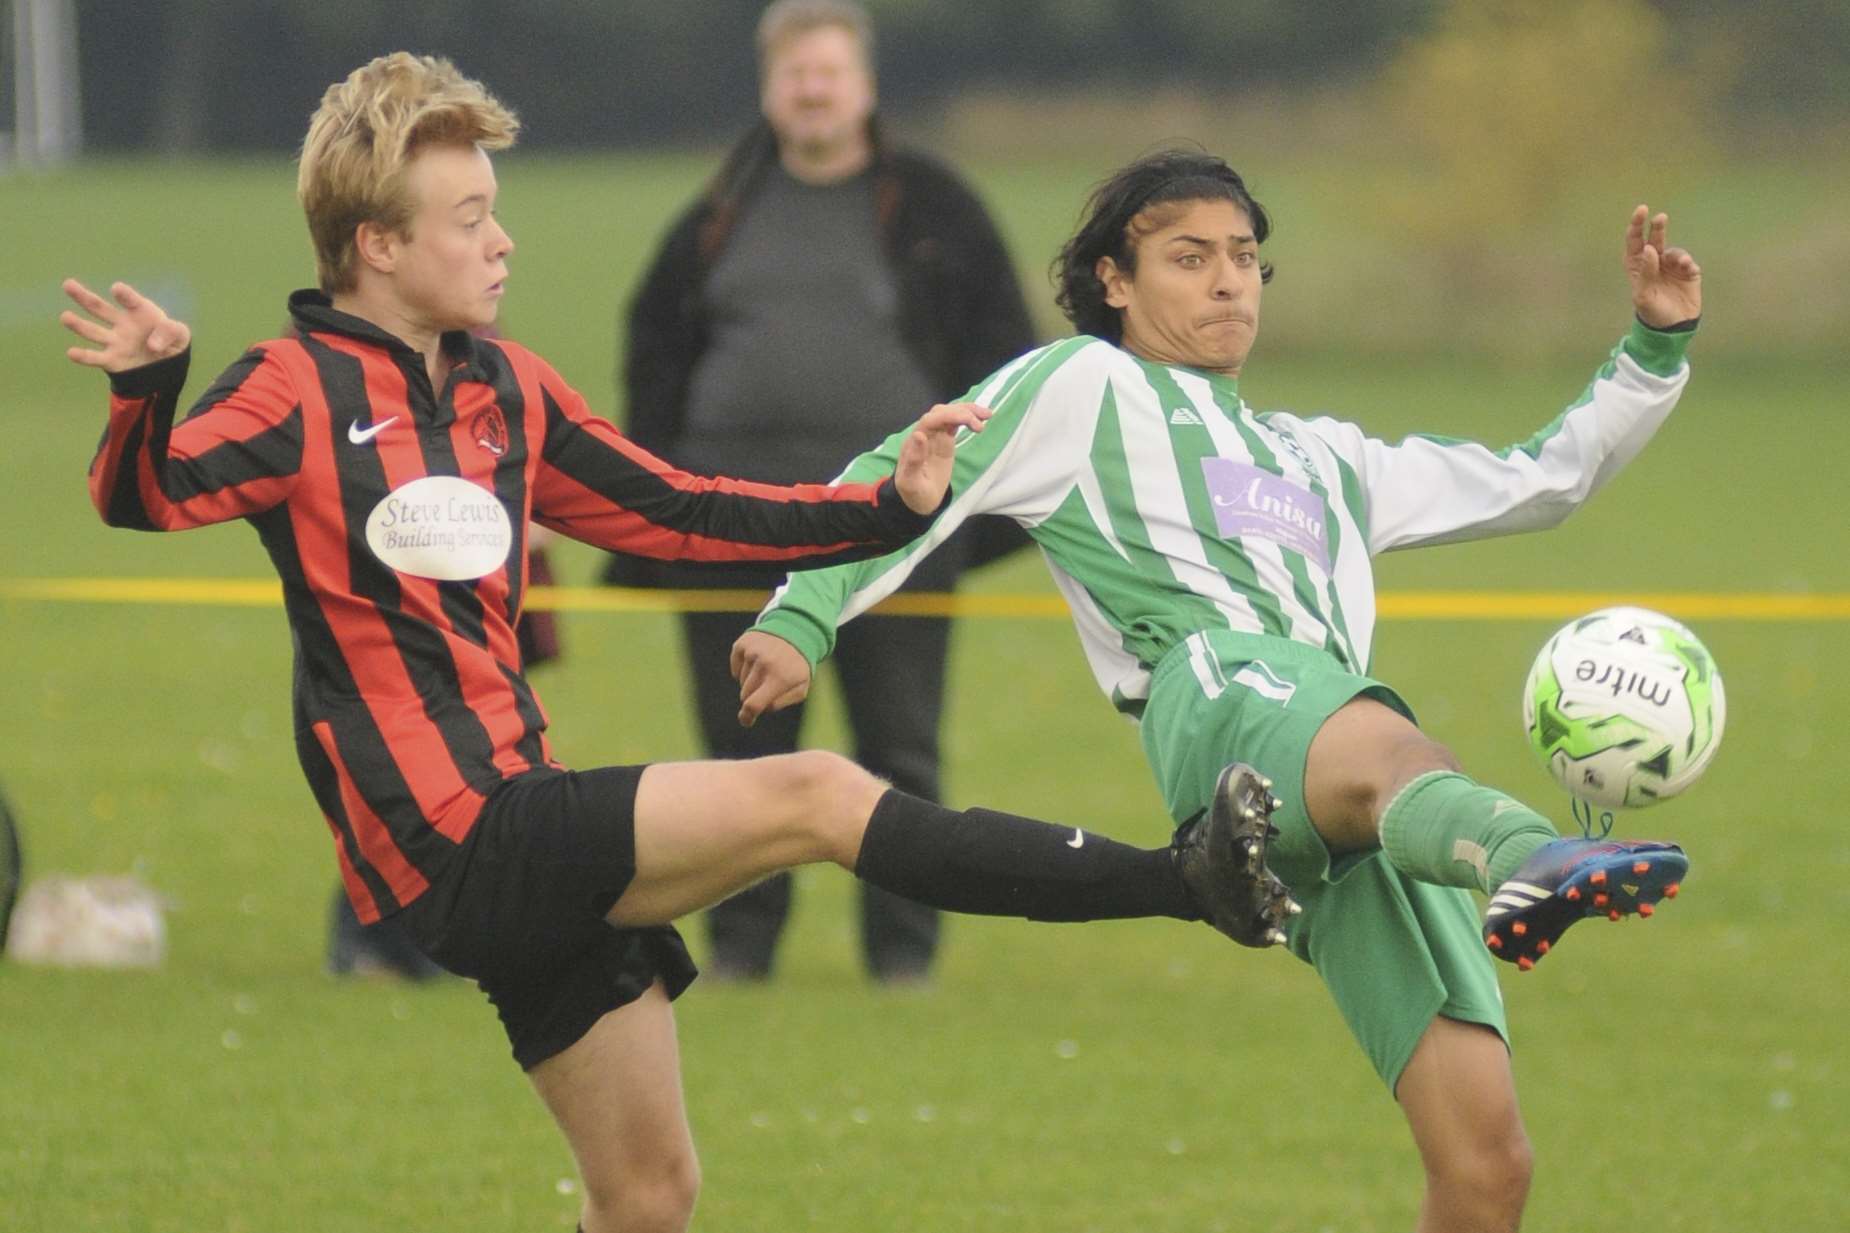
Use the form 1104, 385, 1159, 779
3, 577, 1847, 621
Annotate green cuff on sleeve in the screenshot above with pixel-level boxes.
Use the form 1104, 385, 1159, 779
749, 607, 833, 669
1619, 317, 1697, 379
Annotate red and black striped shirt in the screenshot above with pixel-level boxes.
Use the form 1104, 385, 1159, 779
90, 291, 938, 922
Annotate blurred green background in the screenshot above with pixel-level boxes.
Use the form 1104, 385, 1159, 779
3, 1, 1847, 1229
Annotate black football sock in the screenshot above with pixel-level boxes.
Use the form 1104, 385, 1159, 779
852, 789, 1199, 923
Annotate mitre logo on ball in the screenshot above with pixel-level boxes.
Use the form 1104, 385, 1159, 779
1521, 607, 1726, 810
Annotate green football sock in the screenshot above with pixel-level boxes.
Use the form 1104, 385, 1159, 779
1376, 770, 1560, 893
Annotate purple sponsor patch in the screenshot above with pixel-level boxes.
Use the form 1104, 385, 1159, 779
1201, 457, 1331, 572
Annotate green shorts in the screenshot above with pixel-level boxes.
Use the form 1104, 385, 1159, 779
1139, 630, 1507, 1090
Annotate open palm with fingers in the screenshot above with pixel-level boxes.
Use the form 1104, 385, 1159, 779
893, 401, 992, 515
60, 279, 192, 374
1624, 206, 1701, 329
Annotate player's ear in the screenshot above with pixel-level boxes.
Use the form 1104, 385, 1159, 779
353, 220, 398, 277
1097, 255, 1130, 310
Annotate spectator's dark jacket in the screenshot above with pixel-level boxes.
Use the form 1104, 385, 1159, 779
606, 120, 1036, 587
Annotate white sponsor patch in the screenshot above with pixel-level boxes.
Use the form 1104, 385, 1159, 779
364, 475, 512, 581
1200, 457, 1331, 572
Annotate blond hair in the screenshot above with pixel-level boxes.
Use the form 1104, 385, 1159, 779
755, 0, 875, 71
298, 53, 519, 294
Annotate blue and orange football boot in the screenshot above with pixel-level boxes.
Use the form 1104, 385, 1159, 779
1483, 838, 1688, 970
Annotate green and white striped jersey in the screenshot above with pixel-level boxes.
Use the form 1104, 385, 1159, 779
754, 320, 1695, 715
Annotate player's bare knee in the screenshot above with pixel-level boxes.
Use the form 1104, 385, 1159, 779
1394, 727, 1460, 779
783, 750, 886, 861
1372, 733, 1462, 820
1426, 1126, 1532, 1226
1314, 699, 1461, 837
1484, 1129, 1533, 1210
1420, 735, 1463, 776
581, 1152, 701, 1233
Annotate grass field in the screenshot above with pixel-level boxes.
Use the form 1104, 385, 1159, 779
2, 155, 1846, 1231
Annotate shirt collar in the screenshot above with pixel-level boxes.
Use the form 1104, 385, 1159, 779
286, 289, 484, 376
1128, 349, 1240, 398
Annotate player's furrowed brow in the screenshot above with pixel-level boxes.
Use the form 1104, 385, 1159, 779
1168, 232, 1257, 250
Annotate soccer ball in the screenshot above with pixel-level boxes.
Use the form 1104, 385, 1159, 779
1521, 606, 1726, 809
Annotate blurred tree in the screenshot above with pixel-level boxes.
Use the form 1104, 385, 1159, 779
871, 0, 1432, 98
72, 0, 1433, 151
1352, 0, 1719, 352
1379, 0, 1706, 230
1651, 0, 1850, 122
76, 0, 764, 152
68, 0, 1841, 154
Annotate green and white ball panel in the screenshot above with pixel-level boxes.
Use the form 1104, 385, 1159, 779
1522, 606, 1726, 809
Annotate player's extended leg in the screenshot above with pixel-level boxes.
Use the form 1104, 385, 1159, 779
1302, 696, 1518, 856
1304, 697, 1685, 964
609, 751, 1290, 942
1395, 1016, 1533, 1233
613, 753, 885, 922
528, 981, 700, 1233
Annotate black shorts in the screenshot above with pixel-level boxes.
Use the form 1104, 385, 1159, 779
396, 764, 698, 1070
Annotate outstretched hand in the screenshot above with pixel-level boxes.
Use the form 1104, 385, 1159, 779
1624, 206, 1701, 329
60, 279, 192, 373
893, 401, 991, 516
731, 630, 814, 727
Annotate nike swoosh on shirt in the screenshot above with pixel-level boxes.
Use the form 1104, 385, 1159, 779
1066, 829, 1085, 849
348, 416, 399, 445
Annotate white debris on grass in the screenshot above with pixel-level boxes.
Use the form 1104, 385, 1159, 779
5, 875, 168, 967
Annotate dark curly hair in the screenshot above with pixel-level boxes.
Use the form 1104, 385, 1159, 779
1053, 149, 1273, 344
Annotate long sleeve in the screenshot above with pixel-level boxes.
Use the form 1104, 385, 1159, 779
1300, 320, 1695, 555
528, 357, 937, 567
88, 346, 304, 531
752, 338, 1102, 667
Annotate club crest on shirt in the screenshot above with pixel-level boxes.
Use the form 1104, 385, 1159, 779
1271, 428, 1321, 484
471, 407, 508, 457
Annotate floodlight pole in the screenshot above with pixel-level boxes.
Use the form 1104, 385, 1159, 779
6, 0, 82, 168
